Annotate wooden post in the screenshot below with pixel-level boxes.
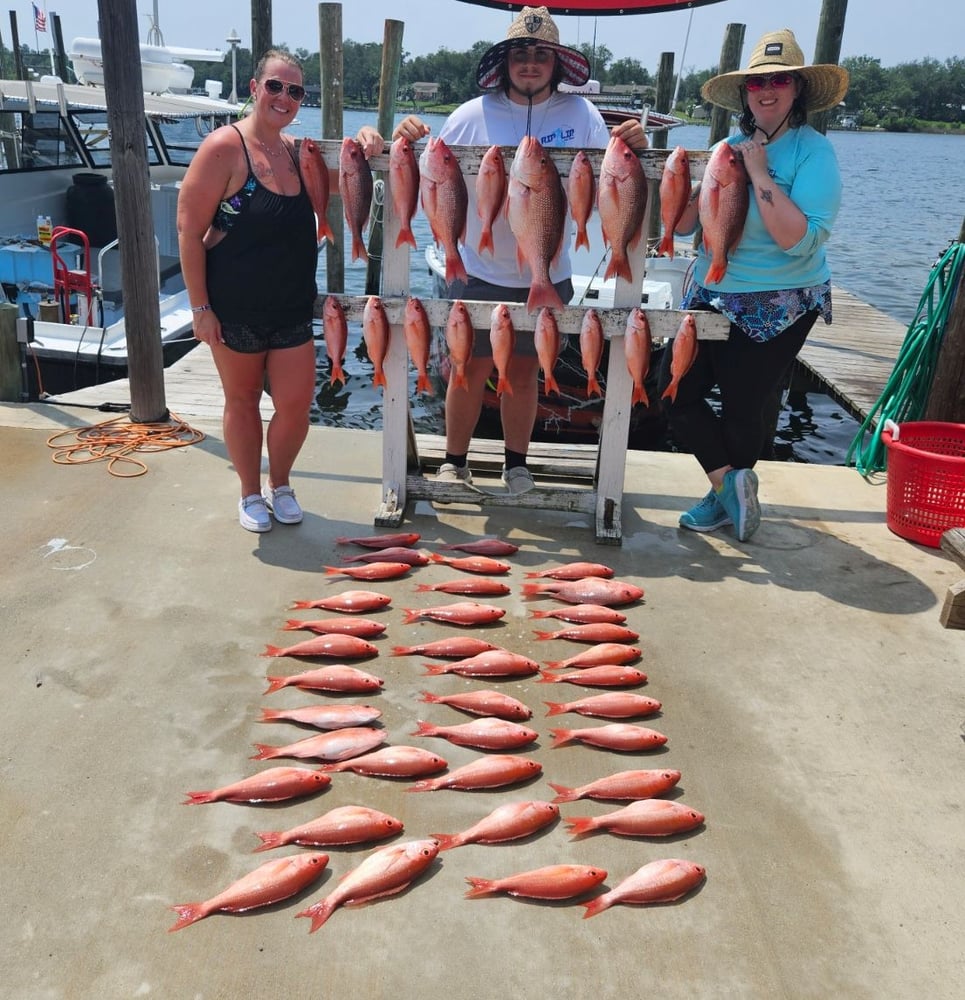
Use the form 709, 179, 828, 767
8, 13, 25, 80
924, 218, 965, 423
938, 528, 965, 629
97, 0, 167, 422
251, 0, 272, 63
0, 302, 20, 402
365, 19, 404, 296
648, 51, 675, 244
51, 13, 70, 82
808, 0, 849, 135
320, 3, 345, 295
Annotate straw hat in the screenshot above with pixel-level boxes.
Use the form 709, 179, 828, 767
476, 5, 591, 90
701, 28, 849, 113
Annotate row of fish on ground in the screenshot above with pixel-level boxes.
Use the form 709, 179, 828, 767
321, 291, 699, 406
302, 133, 748, 315
169, 532, 706, 932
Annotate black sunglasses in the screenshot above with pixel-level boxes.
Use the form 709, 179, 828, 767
263, 78, 306, 101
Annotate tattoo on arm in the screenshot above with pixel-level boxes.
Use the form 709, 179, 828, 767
758, 186, 774, 205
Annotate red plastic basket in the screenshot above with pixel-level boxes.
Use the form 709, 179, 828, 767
881, 420, 965, 547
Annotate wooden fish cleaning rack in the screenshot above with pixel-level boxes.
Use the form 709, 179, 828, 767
315, 140, 728, 544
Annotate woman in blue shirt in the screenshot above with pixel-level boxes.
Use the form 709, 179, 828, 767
663, 29, 848, 542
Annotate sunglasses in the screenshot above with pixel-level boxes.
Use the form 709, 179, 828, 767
263, 78, 306, 101
744, 72, 798, 92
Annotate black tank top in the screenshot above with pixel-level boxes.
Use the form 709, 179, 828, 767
205, 125, 317, 326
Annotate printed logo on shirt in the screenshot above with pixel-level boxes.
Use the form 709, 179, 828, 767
540, 125, 576, 145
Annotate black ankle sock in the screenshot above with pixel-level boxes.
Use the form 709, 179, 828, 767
504, 449, 528, 470
445, 452, 468, 469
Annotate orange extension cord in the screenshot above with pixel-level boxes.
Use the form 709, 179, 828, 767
46, 411, 205, 477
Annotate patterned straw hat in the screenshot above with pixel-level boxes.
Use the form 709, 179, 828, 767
701, 28, 849, 113
476, 5, 591, 90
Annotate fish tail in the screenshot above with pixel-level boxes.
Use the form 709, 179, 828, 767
536, 669, 560, 683
632, 384, 651, 407
372, 370, 387, 389
282, 620, 306, 631
430, 833, 460, 852
586, 374, 602, 398
521, 583, 547, 597
547, 781, 579, 803
252, 831, 284, 853
564, 816, 596, 836
428, 552, 446, 564
419, 690, 442, 703
445, 252, 469, 286
533, 630, 555, 639
261, 645, 283, 657
296, 900, 334, 933
405, 780, 435, 792
329, 362, 346, 387
167, 903, 205, 932
412, 720, 437, 736
333, 537, 351, 545
257, 709, 282, 723
580, 895, 611, 919
453, 368, 470, 391
478, 229, 494, 256
395, 227, 417, 250
416, 372, 434, 395
290, 600, 314, 609
351, 236, 368, 263
422, 664, 448, 676
250, 744, 279, 760
464, 877, 498, 898
323, 567, 346, 576
603, 253, 633, 284
401, 609, 421, 624
574, 226, 590, 252
392, 646, 416, 656
543, 372, 561, 396
318, 220, 335, 246
182, 791, 216, 805
661, 380, 679, 403
704, 258, 726, 284
525, 282, 565, 314
545, 660, 563, 670
529, 609, 553, 619
264, 676, 289, 694
543, 702, 568, 717
549, 728, 576, 748
495, 374, 512, 396
657, 232, 675, 258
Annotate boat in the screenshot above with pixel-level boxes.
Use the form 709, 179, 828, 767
0, 47, 240, 400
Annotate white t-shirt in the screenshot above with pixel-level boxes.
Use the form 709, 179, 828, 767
439, 91, 611, 288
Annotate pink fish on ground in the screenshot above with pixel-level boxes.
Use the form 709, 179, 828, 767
428, 553, 511, 575
432, 800, 559, 851
507, 135, 567, 312
625, 306, 653, 406
257, 704, 383, 730
389, 135, 420, 249
533, 622, 639, 644
401, 601, 506, 626
568, 150, 596, 253
251, 726, 386, 763
322, 295, 348, 387
525, 561, 614, 581
323, 561, 411, 581
264, 664, 384, 695
543, 692, 661, 720
522, 578, 644, 607
299, 137, 334, 244
534, 307, 562, 395
282, 617, 387, 637
290, 590, 392, 613
598, 133, 647, 283
545, 643, 641, 669
420, 135, 468, 284
340, 546, 430, 566
403, 296, 434, 395
261, 634, 379, 659
253, 805, 403, 852
423, 649, 540, 680
529, 604, 627, 625
699, 140, 749, 284
168, 853, 329, 931
412, 717, 538, 750
581, 858, 706, 917
362, 295, 390, 389
537, 665, 648, 688
657, 145, 691, 258
407, 754, 543, 793
296, 838, 440, 932
392, 636, 502, 658
415, 578, 511, 597
549, 768, 681, 804
465, 864, 607, 901
476, 143, 507, 256
182, 766, 331, 805
320, 746, 448, 778
438, 538, 519, 556
579, 307, 604, 398
489, 302, 516, 396
550, 723, 667, 752
444, 299, 474, 391
419, 689, 532, 721
339, 136, 373, 262
335, 532, 421, 549
566, 799, 704, 838
661, 312, 698, 404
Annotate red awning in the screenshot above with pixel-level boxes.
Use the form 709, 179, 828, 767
452, 1, 727, 14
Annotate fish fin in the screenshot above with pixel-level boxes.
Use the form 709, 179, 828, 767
574, 226, 589, 252
525, 282, 565, 314
167, 903, 205, 932
252, 832, 284, 853
404, 780, 435, 792
445, 251, 468, 285
563, 816, 596, 836
657, 232, 675, 257
329, 362, 346, 387
495, 374, 513, 396
478, 228, 494, 256
323, 567, 346, 576
282, 620, 306, 631
661, 380, 678, 403
521, 583, 548, 597
261, 645, 283, 657
263, 676, 288, 695
416, 373, 434, 395
182, 791, 217, 805
318, 220, 335, 245
372, 370, 387, 389
412, 720, 437, 735
395, 227, 417, 250
704, 258, 726, 284
419, 690, 441, 703
543, 372, 561, 396
549, 728, 575, 748
603, 254, 633, 283
536, 669, 560, 683
295, 900, 334, 933
351, 236, 368, 263
547, 781, 579, 803
464, 877, 498, 899
543, 702, 567, 717
401, 609, 421, 624
343, 882, 413, 907
529, 609, 552, 619
429, 833, 461, 852
257, 709, 281, 723
631, 384, 651, 407
422, 664, 448, 676
580, 896, 610, 919
250, 744, 278, 760
586, 375, 602, 398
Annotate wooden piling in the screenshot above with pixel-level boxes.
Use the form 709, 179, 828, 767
0, 302, 20, 402
924, 218, 965, 423
648, 51, 675, 245
251, 1, 272, 64
320, 3, 345, 294
809, 0, 849, 135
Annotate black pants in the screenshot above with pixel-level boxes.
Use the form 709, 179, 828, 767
660, 310, 818, 473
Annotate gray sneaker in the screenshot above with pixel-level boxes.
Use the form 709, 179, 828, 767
435, 463, 473, 486
239, 494, 272, 533
501, 465, 535, 495
262, 484, 303, 524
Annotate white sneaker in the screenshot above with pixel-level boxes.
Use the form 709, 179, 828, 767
501, 465, 535, 495
239, 494, 272, 532
435, 463, 473, 486
262, 484, 303, 524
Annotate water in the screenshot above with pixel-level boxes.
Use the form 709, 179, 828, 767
290, 111, 965, 464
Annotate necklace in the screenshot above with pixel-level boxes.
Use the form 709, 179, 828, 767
257, 137, 286, 158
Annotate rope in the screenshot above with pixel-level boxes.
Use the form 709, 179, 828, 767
845, 240, 965, 476
45, 410, 205, 478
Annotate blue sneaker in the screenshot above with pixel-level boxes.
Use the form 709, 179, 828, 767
679, 490, 732, 533
717, 468, 761, 541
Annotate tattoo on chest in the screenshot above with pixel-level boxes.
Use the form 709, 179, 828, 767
758, 186, 774, 205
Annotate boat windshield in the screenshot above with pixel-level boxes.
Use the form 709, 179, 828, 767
0, 109, 85, 170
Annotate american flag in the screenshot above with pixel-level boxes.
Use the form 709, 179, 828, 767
33, 3, 47, 33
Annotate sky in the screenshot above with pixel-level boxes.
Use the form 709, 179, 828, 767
23, 2, 965, 75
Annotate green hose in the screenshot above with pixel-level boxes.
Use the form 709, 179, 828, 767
846, 241, 965, 475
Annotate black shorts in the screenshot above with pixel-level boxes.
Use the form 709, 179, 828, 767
443, 275, 574, 358
220, 318, 314, 354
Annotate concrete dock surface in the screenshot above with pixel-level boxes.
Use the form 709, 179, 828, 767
1, 401, 962, 1000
